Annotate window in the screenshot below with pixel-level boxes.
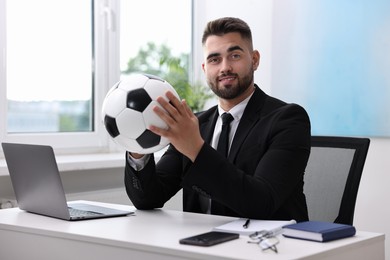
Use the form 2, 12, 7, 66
119, 0, 205, 112
0, 0, 192, 153
1, 0, 106, 151
6, 0, 93, 134
119, 0, 192, 76
118, 0, 194, 109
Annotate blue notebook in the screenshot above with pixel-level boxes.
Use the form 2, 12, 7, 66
282, 221, 356, 242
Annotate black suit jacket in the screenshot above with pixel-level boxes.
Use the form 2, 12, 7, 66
125, 85, 311, 221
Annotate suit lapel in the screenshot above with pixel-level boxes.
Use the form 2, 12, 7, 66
199, 107, 219, 144
228, 86, 267, 161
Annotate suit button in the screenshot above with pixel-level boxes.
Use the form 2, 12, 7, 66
132, 177, 140, 189
192, 185, 199, 192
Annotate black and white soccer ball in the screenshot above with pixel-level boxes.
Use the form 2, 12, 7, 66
101, 73, 180, 153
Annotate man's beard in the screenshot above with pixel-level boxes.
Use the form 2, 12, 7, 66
208, 71, 254, 100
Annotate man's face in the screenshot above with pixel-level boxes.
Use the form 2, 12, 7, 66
202, 32, 259, 100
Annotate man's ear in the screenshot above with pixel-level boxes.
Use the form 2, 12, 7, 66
252, 50, 260, 70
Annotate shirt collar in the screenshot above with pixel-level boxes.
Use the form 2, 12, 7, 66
217, 91, 254, 121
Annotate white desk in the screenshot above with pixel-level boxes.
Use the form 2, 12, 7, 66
0, 201, 385, 260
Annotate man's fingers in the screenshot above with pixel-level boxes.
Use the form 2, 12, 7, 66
156, 91, 184, 119
152, 104, 174, 125
182, 99, 194, 117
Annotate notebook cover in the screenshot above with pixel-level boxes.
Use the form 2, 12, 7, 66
282, 221, 356, 242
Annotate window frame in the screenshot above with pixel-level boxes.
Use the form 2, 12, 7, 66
0, 0, 120, 154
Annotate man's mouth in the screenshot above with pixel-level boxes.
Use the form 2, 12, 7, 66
218, 75, 237, 84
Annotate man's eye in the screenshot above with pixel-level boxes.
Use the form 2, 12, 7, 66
231, 54, 241, 59
208, 57, 220, 63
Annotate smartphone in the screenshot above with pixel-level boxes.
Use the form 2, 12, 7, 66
179, 231, 239, 247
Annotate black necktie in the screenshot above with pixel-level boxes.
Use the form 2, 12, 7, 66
199, 112, 234, 214
217, 113, 234, 157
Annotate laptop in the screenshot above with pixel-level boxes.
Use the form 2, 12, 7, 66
2, 142, 134, 221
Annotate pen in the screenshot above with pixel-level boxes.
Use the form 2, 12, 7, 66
243, 219, 250, 229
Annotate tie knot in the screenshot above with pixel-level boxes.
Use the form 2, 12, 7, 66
221, 113, 234, 125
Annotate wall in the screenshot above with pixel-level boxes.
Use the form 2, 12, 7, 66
354, 138, 390, 235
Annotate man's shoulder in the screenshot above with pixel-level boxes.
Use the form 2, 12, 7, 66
195, 106, 217, 121
263, 99, 309, 122
260, 92, 308, 117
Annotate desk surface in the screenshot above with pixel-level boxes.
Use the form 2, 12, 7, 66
0, 201, 385, 260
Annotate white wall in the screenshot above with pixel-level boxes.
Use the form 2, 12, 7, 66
354, 138, 390, 235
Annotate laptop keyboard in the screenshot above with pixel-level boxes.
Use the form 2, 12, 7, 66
68, 207, 103, 217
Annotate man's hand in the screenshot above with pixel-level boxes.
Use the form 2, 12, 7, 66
129, 152, 144, 159
149, 91, 204, 162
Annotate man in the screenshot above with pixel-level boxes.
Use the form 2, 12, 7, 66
125, 17, 311, 221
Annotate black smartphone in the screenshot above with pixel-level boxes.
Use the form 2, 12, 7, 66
179, 231, 239, 247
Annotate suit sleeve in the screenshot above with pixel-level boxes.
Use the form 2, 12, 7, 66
124, 148, 184, 209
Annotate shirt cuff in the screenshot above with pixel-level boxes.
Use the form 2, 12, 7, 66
127, 152, 151, 171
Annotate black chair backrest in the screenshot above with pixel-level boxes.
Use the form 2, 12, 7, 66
304, 136, 370, 225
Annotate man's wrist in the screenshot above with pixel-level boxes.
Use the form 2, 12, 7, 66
127, 152, 150, 171
129, 152, 144, 159
188, 140, 205, 162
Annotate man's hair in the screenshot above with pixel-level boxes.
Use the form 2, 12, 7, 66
201, 17, 253, 46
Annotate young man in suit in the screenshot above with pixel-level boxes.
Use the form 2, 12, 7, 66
125, 17, 311, 221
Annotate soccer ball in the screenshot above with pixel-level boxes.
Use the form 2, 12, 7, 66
101, 73, 180, 153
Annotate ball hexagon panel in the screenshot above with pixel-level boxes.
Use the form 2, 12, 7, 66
101, 88, 128, 118
144, 78, 180, 101
143, 101, 168, 130
118, 74, 149, 92
115, 108, 145, 139
114, 135, 144, 153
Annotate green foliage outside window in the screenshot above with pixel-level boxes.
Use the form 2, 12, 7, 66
122, 42, 212, 112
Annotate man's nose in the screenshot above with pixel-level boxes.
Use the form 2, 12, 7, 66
220, 59, 233, 74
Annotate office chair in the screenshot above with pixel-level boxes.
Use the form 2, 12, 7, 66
303, 136, 370, 225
